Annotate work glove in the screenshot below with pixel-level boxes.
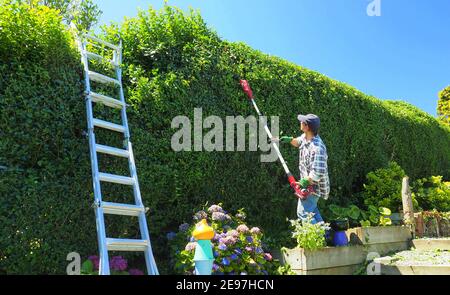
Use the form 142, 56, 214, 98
279, 136, 293, 144
298, 178, 310, 189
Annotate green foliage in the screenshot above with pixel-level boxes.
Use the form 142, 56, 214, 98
288, 214, 330, 250
168, 204, 284, 275
1, 4, 449, 274
362, 161, 413, 211
438, 86, 450, 127
413, 176, 450, 212
327, 204, 392, 227
5, 0, 102, 31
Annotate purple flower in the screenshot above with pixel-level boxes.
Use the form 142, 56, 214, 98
193, 210, 207, 221
222, 257, 230, 266
226, 230, 239, 237
264, 253, 273, 261
88, 255, 99, 270
237, 224, 249, 234
166, 232, 176, 240
250, 227, 261, 235
213, 250, 219, 258
190, 236, 195, 242
234, 248, 242, 255
212, 263, 219, 271
255, 247, 263, 254
212, 233, 220, 242
208, 205, 225, 214
218, 243, 227, 251
212, 212, 231, 222
185, 242, 196, 252
110, 256, 128, 271
245, 246, 253, 252
230, 254, 238, 260
179, 223, 190, 232
246, 236, 253, 243
129, 268, 144, 275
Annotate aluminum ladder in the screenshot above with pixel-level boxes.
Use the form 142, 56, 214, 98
76, 34, 159, 275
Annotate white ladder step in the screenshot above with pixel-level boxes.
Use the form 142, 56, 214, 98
88, 71, 120, 85
99, 172, 135, 186
95, 144, 129, 158
89, 91, 124, 109
92, 118, 125, 133
85, 51, 118, 67
106, 238, 149, 252
85, 34, 120, 51
101, 202, 145, 217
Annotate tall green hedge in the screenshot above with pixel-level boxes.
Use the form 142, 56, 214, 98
1, 4, 449, 274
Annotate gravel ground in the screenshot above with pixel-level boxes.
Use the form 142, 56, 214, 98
388, 249, 450, 266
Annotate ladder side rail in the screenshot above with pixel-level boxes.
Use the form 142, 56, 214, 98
80, 38, 111, 275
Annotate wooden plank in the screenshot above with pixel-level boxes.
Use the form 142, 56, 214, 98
346, 226, 412, 245
411, 239, 450, 251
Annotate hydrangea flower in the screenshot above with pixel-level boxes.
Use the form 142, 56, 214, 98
264, 253, 273, 261
245, 236, 253, 243
212, 212, 231, 222
88, 255, 99, 270
222, 257, 230, 266
110, 256, 128, 271
212, 263, 219, 271
208, 205, 225, 214
236, 224, 249, 234
129, 268, 144, 275
178, 223, 190, 232
226, 230, 239, 237
193, 210, 208, 221
236, 212, 246, 220
218, 243, 227, 251
250, 227, 261, 235
185, 242, 196, 252
230, 254, 238, 261
245, 246, 253, 252
255, 247, 263, 254
234, 248, 242, 255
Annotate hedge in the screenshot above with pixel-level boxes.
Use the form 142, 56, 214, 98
1, 4, 449, 274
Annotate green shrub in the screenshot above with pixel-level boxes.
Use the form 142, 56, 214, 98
288, 214, 330, 250
362, 161, 418, 212
413, 176, 450, 212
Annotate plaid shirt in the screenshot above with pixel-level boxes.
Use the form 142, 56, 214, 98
296, 134, 330, 199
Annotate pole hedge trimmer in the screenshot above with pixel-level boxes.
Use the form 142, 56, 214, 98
239, 79, 313, 200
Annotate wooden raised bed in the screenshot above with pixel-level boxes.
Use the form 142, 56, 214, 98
345, 226, 412, 256
280, 246, 366, 275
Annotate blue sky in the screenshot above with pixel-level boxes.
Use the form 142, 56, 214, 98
94, 0, 450, 116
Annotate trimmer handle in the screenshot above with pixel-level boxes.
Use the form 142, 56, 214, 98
288, 175, 306, 200
239, 80, 254, 99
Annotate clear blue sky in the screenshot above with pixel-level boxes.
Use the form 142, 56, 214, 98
94, 0, 450, 116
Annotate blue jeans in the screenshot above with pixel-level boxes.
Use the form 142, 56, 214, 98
297, 194, 324, 224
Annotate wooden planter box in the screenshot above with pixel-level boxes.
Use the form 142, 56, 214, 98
345, 226, 412, 256
280, 246, 366, 275
411, 238, 450, 251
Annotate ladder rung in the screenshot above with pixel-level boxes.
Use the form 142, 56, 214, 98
88, 71, 120, 85
106, 238, 149, 252
99, 172, 135, 186
89, 91, 124, 109
85, 51, 118, 66
96, 144, 129, 158
92, 118, 125, 133
85, 34, 120, 51
101, 202, 145, 217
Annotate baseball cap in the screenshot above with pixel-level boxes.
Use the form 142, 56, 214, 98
297, 114, 320, 133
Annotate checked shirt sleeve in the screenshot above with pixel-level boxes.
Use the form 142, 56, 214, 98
308, 144, 327, 183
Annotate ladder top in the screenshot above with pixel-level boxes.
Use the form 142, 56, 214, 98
85, 34, 121, 51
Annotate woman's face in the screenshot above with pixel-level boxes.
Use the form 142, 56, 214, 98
300, 121, 309, 133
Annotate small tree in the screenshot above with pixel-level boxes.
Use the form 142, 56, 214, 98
438, 86, 450, 127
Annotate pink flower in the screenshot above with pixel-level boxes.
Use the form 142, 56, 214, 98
250, 227, 261, 235
88, 255, 99, 270
110, 256, 128, 271
185, 242, 196, 252
264, 253, 273, 261
226, 230, 239, 237
237, 224, 249, 234
129, 268, 144, 275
